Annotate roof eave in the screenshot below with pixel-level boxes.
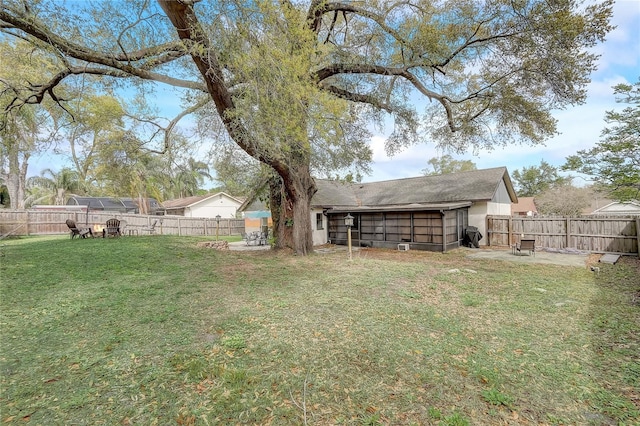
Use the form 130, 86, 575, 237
326, 201, 473, 214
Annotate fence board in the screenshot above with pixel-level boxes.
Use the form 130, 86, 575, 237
0, 210, 245, 238
487, 215, 639, 256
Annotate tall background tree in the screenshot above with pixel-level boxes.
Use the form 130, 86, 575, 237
0, 40, 57, 209
563, 79, 640, 201
61, 94, 127, 191
512, 160, 572, 197
0, 0, 613, 254
534, 183, 592, 216
422, 155, 476, 176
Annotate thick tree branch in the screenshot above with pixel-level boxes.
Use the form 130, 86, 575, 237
156, 0, 290, 178
0, 8, 201, 90
306, 1, 406, 45
315, 63, 459, 130
319, 83, 394, 114
161, 96, 211, 154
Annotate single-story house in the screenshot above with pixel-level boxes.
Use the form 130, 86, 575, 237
161, 192, 243, 219
512, 197, 537, 216
312, 167, 516, 251
240, 167, 517, 251
589, 201, 640, 216
66, 196, 161, 214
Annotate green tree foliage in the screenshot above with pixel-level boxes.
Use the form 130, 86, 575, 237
92, 130, 165, 212
173, 157, 212, 198
61, 94, 126, 189
26, 167, 81, 205
211, 144, 265, 198
422, 155, 476, 176
512, 160, 572, 197
0, 0, 614, 254
563, 80, 640, 201
0, 40, 57, 209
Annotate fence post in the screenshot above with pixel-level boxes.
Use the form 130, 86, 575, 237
486, 215, 490, 247
566, 217, 571, 249
636, 218, 640, 258
508, 216, 512, 246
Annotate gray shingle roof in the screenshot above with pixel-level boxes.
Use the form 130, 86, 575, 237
313, 167, 516, 208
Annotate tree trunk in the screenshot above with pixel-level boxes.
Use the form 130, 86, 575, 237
3, 150, 28, 209
159, 0, 318, 255
268, 167, 317, 255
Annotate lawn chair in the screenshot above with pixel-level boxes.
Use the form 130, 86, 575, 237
515, 238, 536, 256
103, 218, 121, 238
141, 219, 158, 235
65, 219, 93, 239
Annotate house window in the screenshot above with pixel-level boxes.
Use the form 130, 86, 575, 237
316, 213, 324, 230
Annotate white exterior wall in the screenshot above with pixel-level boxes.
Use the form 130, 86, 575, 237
469, 192, 512, 246
468, 202, 488, 245
186, 194, 241, 218
311, 208, 328, 246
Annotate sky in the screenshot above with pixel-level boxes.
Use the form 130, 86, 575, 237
27, 0, 640, 187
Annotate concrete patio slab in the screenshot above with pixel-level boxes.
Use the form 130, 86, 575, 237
228, 240, 271, 251
465, 248, 589, 267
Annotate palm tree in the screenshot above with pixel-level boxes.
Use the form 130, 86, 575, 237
174, 158, 212, 198
27, 168, 81, 205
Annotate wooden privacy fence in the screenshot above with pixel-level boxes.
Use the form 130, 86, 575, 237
0, 210, 245, 238
487, 215, 640, 256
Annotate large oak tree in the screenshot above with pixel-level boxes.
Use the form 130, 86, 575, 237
0, 0, 613, 254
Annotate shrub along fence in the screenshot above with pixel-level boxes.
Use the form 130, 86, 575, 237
487, 215, 640, 256
0, 210, 245, 238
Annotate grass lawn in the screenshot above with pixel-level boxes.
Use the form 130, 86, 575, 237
1, 236, 638, 425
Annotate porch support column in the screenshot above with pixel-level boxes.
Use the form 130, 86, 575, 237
441, 210, 446, 252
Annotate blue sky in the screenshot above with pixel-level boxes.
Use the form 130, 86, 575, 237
28, 0, 639, 187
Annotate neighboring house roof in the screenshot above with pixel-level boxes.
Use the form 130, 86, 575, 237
581, 197, 614, 215
314, 167, 517, 211
512, 197, 537, 215
591, 201, 640, 215
162, 192, 243, 210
